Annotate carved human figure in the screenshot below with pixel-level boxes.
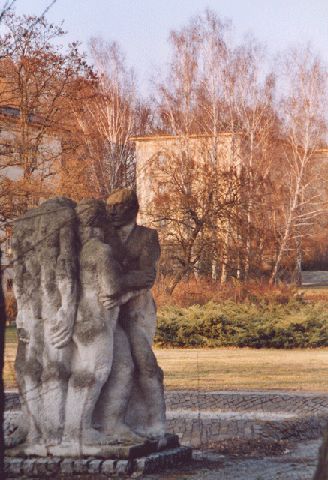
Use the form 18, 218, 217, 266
12, 197, 78, 451
95, 189, 166, 439
62, 199, 141, 447
13, 206, 42, 448
8, 193, 166, 454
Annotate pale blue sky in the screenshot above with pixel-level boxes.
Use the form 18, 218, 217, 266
9, 0, 328, 92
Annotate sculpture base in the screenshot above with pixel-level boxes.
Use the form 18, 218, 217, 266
6, 433, 179, 460
5, 445, 192, 477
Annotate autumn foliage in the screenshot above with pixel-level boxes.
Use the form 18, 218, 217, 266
0, 8, 328, 288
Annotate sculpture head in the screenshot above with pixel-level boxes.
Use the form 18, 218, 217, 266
76, 199, 108, 241
106, 188, 139, 228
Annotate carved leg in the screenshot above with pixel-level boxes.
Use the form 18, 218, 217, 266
11, 341, 31, 447
63, 320, 117, 445
24, 370, 43, 444
128, 329, 166, 438
18, 333, 45, 440
94, 325, 142, 442
123, 293, 166, 439
41, 328, 72, 446
11, 336, 48, 456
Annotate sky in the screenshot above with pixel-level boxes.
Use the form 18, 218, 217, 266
9, 0, 328, 93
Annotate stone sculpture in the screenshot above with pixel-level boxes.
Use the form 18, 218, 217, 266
96, 190, 166, 440
12, 197, 77, 455
313, 431, 328, 479
7, 190, 166, 457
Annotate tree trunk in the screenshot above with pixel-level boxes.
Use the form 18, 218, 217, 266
0, 249, 6, 477
211, 258, 218, 281
220, 223, 230, 284
294, 236, 302, 286
166, 268, 189, 295
270, 213, 293, 284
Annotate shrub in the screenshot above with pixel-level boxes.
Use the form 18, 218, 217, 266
155, 301, 328, 348
153, 277, 297, 308
5, 295, 17, 324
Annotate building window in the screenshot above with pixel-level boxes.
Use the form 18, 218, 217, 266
158, 182, 166, 195
6, 278, 13, 292
157, 153, 166, 167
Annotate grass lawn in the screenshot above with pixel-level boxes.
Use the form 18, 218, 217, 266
4, 326, 17, 389
4, 325, 328, 392
155, 348, 328, 392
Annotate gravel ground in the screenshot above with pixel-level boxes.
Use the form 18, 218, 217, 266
141, 439, 320, 480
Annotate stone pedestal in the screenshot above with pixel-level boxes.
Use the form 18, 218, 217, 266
5, 434, 192, 477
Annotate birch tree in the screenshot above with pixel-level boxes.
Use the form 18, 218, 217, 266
270, 47, 328, 284
70, 38, 139, 196
151, 11, 240, 289
225, 41, 277, 279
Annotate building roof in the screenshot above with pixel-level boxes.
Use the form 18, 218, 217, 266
130, 132, 236, 142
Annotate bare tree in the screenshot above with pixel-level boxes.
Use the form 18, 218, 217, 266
70, 37, 140, 196
150, 10, 280, 286
149, 11, 242, 290
226, 40, 277, 279
270, 46, 328, 284
0, 10, 90, 220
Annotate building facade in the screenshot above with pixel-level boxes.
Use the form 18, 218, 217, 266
0, 105, 62, 296
134, 133, 241, 223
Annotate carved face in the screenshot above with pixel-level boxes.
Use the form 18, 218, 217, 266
107, 201, 138, 227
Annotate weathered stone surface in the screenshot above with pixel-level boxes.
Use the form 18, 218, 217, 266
5, 190, 167, 459
88, 459, 103, 473
47, 433, 180, 460
21, 458, 36, 476
313, 431, 328, 480
60, 458, 74, 474
4, 447, 192, 477
46, 457, 62, 475
33, 458, 49, 476
136, 447, 192, 474
116, 459, 130, 475
73, 458, 90, 473
101, 459, 116, 474
5, 458, 22, 475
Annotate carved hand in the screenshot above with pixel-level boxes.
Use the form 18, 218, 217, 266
99, 294, 121, 310
50, 307, 74, 349
99, 289, 146, 310
17, 328, 29, 344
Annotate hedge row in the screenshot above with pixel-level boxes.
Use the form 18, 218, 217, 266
155, 301, 328, 348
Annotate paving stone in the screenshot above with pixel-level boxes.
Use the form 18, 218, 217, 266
4, 460, 11, 474
102, 459, 116, 474
88, 459, 103, 473
4, 390, 327, 478
116, 459, 129, 474
61, 458, 74, 474
135, 456, 148, 472
46, 457, 61, 475
73, 458, 90, 473
6, 458, 22, 475
34, 458, 49, 476
22, 458, 36, 476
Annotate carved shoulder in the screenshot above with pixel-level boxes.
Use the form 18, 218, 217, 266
134, 225, 161, 266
